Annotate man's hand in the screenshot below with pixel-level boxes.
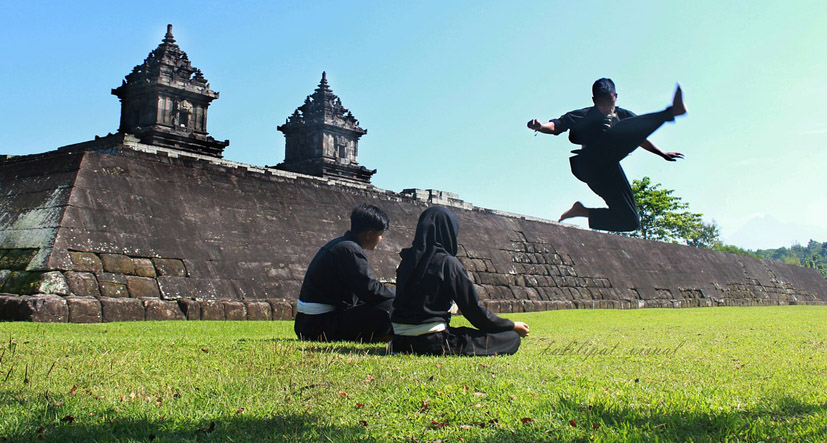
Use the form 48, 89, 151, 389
527, 119, 556, 135
513, 321, 530, 337
662, 152, 684, 161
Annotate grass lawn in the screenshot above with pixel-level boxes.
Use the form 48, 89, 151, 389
0, 306, 825, 442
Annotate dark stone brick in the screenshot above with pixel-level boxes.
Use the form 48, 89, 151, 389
144, 299, 185, 321
97, 273, 128, 297
68, 252, 103, 273
0, 296, 22, 321
132, 258, 156, 278
64, 271, 100, 297
223, 301, 246, 320
0, 249, 38, 270
267, 299, 293, 320
66, 297, 102, 323
201, 300, 224, 320
153, 258, 187, 277
97, 272, 127, 284
99, 282, 129, 298
100, 254, 136, 275
246, 301, 271, 321
100, 297, 145, 322
177, 299, 201, 320
0, 271, 39, 295
156, 276, 189, 300
18, 295, 69, 322
126, 276, 160, 298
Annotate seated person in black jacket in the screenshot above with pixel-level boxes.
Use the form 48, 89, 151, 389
391, 206, 530, 355
294, 204, 395, 342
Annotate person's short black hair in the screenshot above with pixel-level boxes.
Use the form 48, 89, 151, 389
350, 204, 390, 233
592, 78, 616, 98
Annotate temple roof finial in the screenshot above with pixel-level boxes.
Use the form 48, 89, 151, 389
318, 71, 330, 91
163, 24, 175, 44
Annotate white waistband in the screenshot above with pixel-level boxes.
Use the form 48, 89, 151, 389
297, 300, 337, 315
392, 321, 447, 336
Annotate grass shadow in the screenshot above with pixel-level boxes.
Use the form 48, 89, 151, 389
469, 395, 827, 442
2, 412, 374, 442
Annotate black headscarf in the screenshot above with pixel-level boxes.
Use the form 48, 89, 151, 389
396, 206, 459, 293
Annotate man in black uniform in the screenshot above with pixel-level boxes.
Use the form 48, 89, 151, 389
294, 204, 395, 342
527, 78, 687, 231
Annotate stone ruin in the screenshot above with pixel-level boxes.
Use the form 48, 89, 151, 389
1, 25, 825, 322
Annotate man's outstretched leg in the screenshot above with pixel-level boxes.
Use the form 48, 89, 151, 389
593, 86, 687, 163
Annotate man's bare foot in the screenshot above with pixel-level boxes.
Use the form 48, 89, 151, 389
559, 201, 588, 222
671, 85, 687, 117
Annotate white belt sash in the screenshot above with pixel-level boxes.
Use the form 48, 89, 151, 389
297, 300, 337, 315
392, 321, 447, 336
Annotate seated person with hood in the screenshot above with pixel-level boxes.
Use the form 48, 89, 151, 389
391, 206, 529, 355
294, 204, 395, 342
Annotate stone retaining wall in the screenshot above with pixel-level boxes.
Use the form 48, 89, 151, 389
1, 140, 825, 322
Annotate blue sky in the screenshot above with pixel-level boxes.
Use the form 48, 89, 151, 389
2, 1, 826, 249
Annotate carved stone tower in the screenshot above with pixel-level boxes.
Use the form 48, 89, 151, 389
276, 73, 376, 183
112, 25, 229, 157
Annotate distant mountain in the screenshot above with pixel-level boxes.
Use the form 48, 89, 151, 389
723, 215, 827, 250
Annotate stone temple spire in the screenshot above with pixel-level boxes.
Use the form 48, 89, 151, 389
276, 72, 376, 183
111, 24, 229, 157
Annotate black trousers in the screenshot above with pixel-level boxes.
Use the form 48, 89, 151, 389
569, 108, 674, 232
294, 298, 393, 343
390, 327, 521, 356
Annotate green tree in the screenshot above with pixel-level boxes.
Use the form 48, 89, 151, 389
623, 176, 719, 247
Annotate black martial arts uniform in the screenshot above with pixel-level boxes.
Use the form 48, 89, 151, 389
294, 231, 395, 342
390, 207, 521, 356
552, 105, 675, 231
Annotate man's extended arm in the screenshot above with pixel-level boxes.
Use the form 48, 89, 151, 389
640, 139, 684, 162
527, 119, 560, 135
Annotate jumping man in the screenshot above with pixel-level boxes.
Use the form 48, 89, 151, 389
527, 78, 687, 231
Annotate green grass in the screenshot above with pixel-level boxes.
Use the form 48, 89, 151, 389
1, 306, 826, 442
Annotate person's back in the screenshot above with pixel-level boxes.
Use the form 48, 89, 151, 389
294, 204, 395, 342
390, 206, 529, 356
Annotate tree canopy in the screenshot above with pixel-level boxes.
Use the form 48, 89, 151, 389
620, 176, 719, 248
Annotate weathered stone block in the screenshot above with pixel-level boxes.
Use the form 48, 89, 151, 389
223, 301, 246, 320
201, 300, 225, 320
0, 249, 38, 270
0, 296, 21, 321
66, 297, 102, 323
18, 295, 69, 322
34, 271, 71, 296
156, 276, 188, 299
246, 301, 271, 321
126, 276, 160, 298
100, 253, 136, 275
267, 299, 293, 320
144, 299, 185, 321
0, 271, 38, 294
132, 258, 156, 278
97, 273, 128, 297
153, 258, 187, 277
68, 251, 103, 273
99, 282, 128, 298
100, 297, 144, 322
97, 272, 127, 284
177, 299, 201, 320
64, 271, 100, 297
